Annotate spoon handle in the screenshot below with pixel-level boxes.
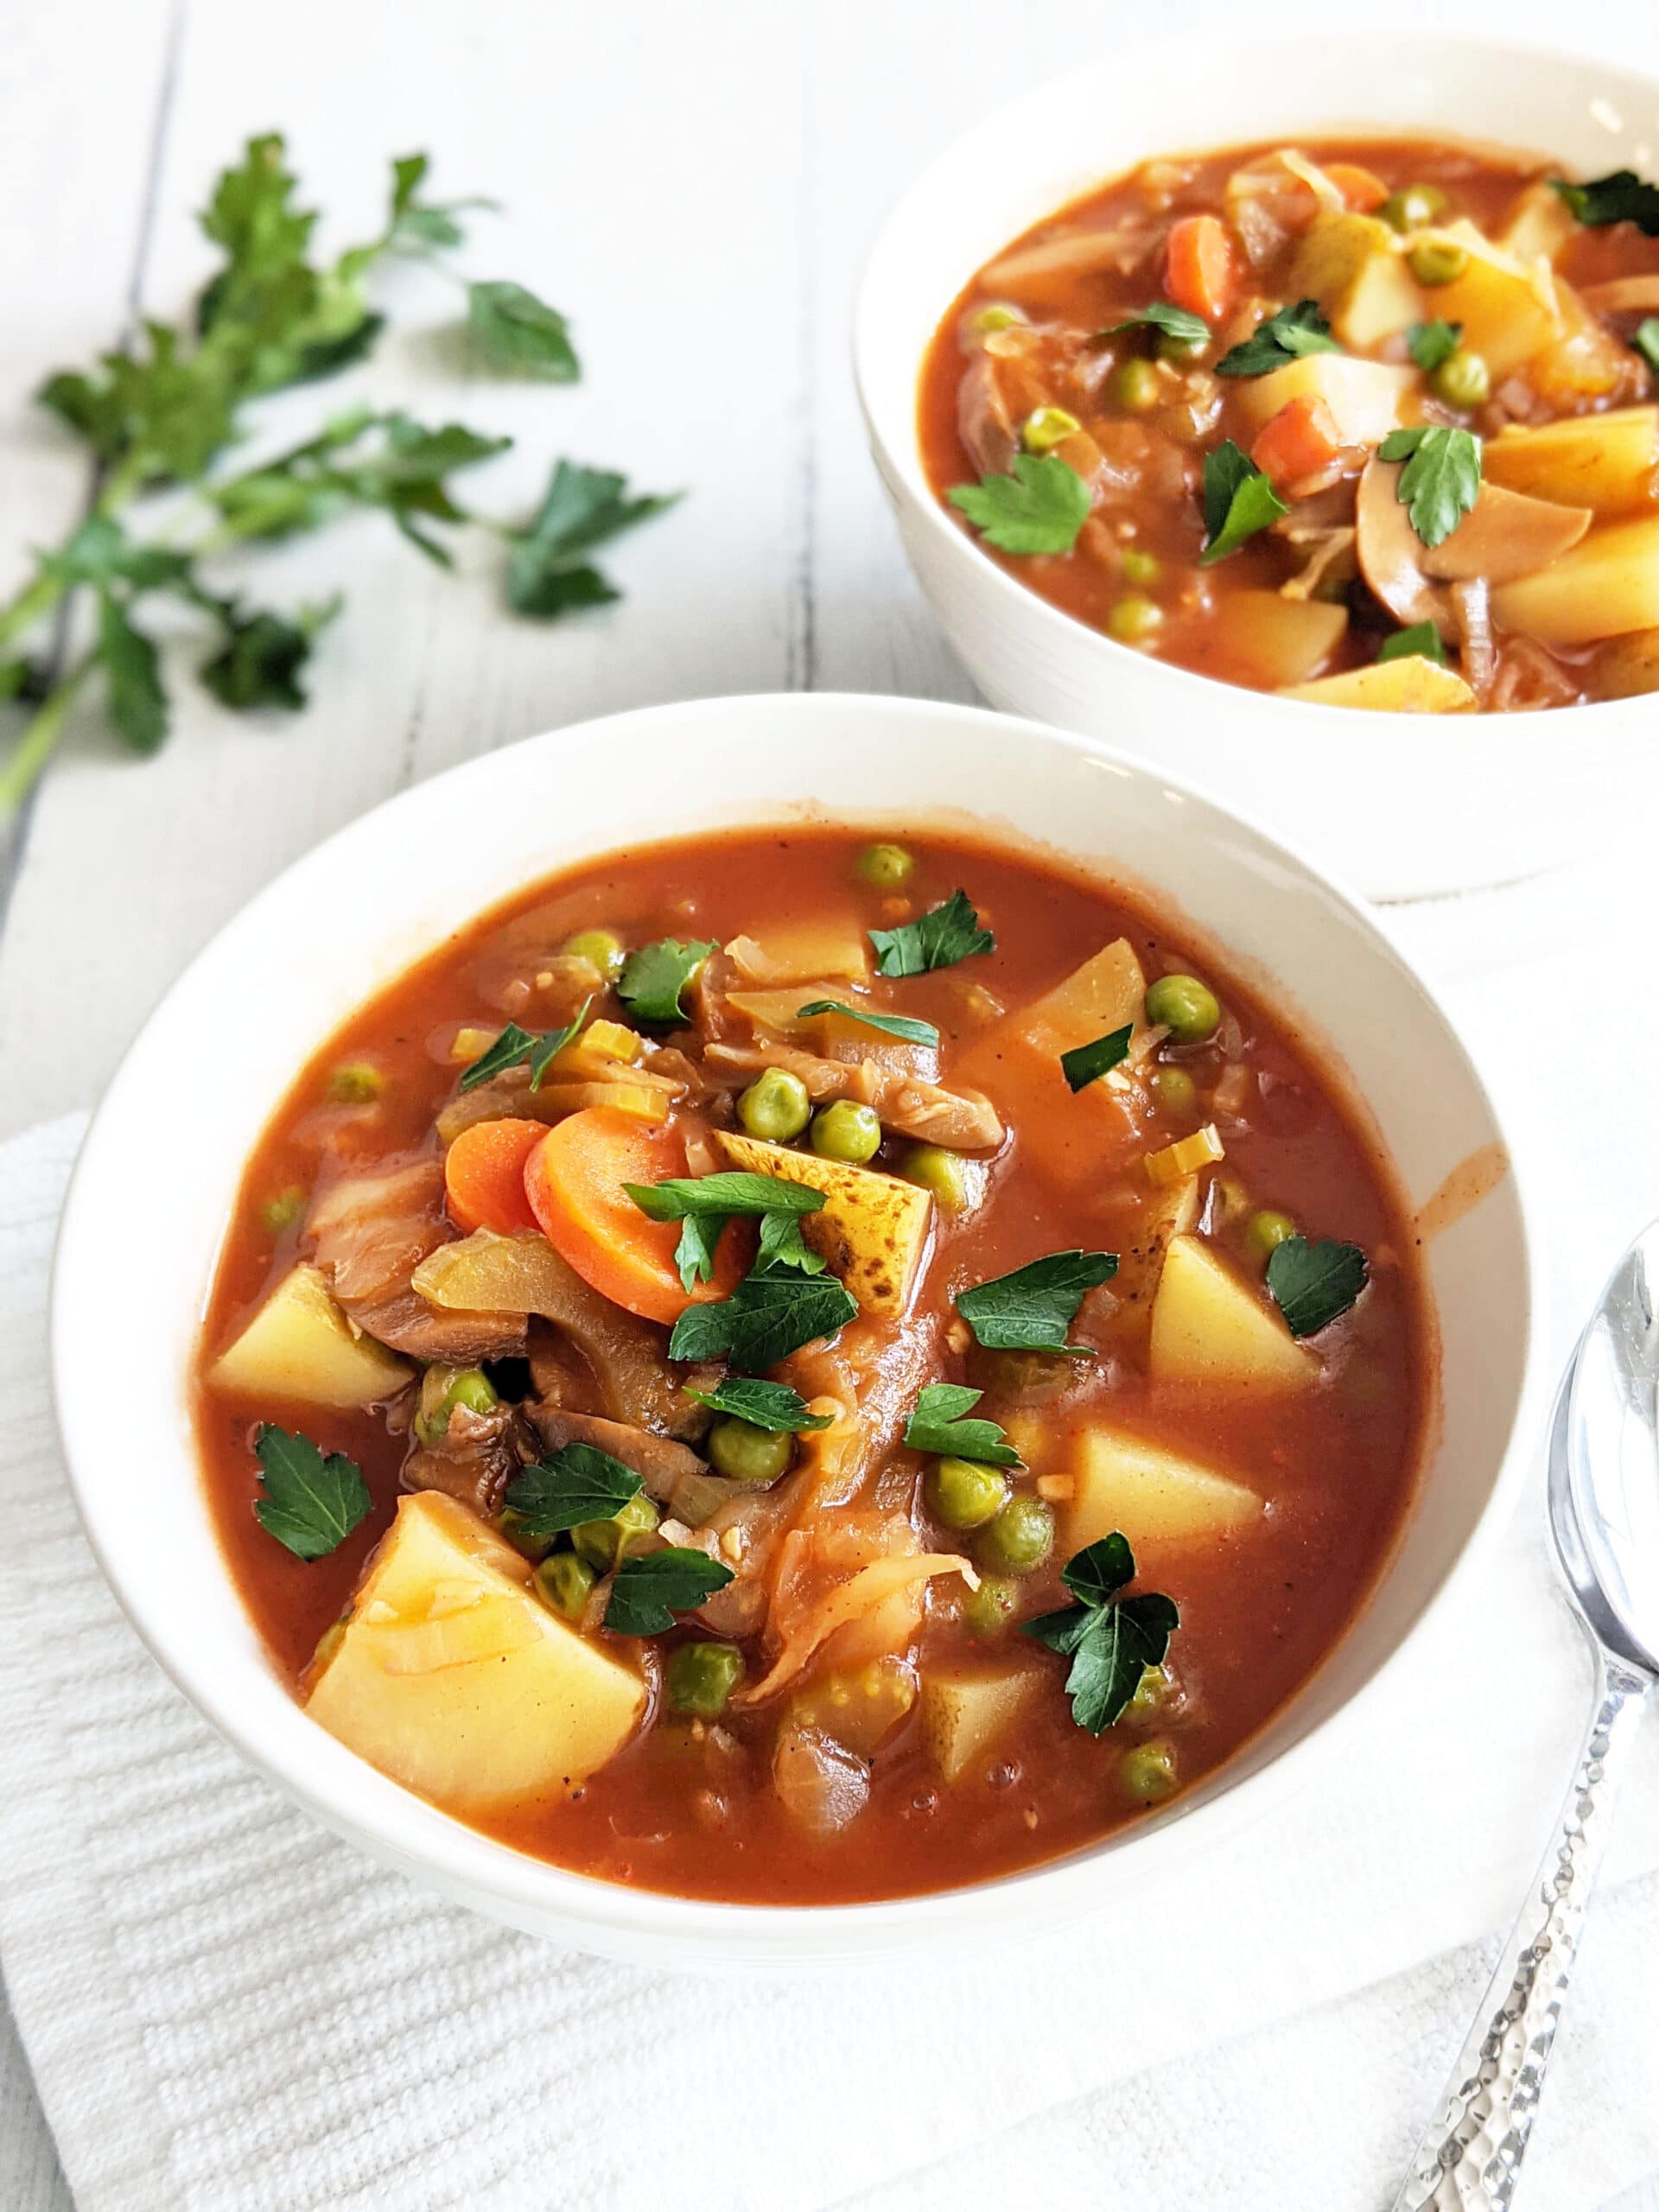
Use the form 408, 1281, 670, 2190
1393, 1638, 1652, 2210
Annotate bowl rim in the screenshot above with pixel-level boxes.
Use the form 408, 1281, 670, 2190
851, 25, 1659, 732
48, 690, 1549, 1955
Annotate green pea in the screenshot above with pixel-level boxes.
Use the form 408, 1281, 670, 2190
1155, 327, 1209, 364
499, 1507, 556, 1565
967, 302, 1026, 339
413, 1363, 498, 1446
1119, 1737, 1180, 1803
738, 1065, 812, 1141
572, 1491, 660, 1570
964, 1575, 1020, 1634
1246, 1208, 1297, 1267
327, 1062, 382, 1104
1112, 359, 1161, 411
1429, 350, 1491, 410
1145, 973, 1220, 1045
1408, 238, 1467, 288
1125, 1663, 1176, 1721
1120, 547, 1161, 587
535, 1552, 596, 1621
1021, 405, 1082, 453
706, 1417, 794, 1485
1107, 594, 1164, 645
563, 927, 627, 983
899, 1142, 977, 1212
857, 841, 916, 889
926, 1455, 1011, 1533
980, 1497, 1054, 1575
1151, 1065, 1197, 1116
666, 1639, 745, 1716
810, 1099, 881, 1164
1379, 182, 1447, 232
260, 1185, 306, 1235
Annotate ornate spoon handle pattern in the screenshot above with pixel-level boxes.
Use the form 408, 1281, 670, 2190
1393, 1639, 1653, 2211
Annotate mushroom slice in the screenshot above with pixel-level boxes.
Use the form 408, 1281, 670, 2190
1579, 276, 1659, 315
1355, 456, 1453, 636
1421, 481, 1592, 584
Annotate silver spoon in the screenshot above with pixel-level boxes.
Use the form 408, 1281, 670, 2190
1394, 1222, 1659, 2209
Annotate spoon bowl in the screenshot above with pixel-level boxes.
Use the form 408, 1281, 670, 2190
1567, 1223, 1659, 1675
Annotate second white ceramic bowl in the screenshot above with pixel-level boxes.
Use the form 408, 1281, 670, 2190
51, 694, 1544, 1968
855, 30, 1659, 899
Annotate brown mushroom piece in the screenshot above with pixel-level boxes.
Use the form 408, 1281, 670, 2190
1356, 457, 1593, 634
1355, 456, 1454, 636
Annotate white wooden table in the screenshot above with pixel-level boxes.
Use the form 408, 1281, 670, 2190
3, 0, 1657, 2202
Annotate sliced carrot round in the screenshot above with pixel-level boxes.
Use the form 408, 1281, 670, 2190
524, 1107, 747, 1325
1164, 213, 1237, 325
444, 1117, 547, 1235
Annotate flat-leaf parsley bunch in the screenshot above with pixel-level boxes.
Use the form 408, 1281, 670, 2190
0, 136, 677, 817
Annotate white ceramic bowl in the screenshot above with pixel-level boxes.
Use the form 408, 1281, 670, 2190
51, 694, 1544, 1968
855, 31, 1659, 900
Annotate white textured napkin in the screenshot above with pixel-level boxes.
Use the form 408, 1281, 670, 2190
5, 858, 1659, 2211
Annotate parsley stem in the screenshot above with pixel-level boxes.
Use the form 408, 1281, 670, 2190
0, 568, 63, 653
0, 651, 95, 817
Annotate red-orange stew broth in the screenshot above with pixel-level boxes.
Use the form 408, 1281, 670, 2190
196, 825, 1430, 1904
919, 137, 1659, 712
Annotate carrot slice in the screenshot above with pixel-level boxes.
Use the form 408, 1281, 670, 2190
1164, 213, 1237, 323
443, 1117, 547, 1236
1325, 162, 1389, 213
1249, 395, 1344, 486
524, 1107, 747, 1325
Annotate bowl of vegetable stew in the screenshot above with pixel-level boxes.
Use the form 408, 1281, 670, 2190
52, 694, 1542, 1966
855, 32, 1659, 897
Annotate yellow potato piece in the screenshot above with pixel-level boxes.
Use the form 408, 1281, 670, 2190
1201, 592, 1347, 689
1068, 1426, 1265, 1548
1148, 1235, 1316, 1390
1008, 938, 1146, 1058
412, 1228, 571, 1311
713, 1131, 932, 1318
1230, 354, 1415, 449
920, 1665, 1044, 1783
1484, 407, 1659, 518
306, 1492, 645, 1811
728, 918, 869, 986
1491, 516, 1659, 647
1279, 659, 1477, 713
1288, 209, 1422, 348
210, 1262, 411, 1408
1497, 180, 1579, 265
1413, 222, 1563, 377
1596, 629, 1659, 700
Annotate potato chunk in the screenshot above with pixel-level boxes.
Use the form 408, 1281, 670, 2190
1595, 629, 1659, 700
1279, 659, 1477, 713
1148, 1235, 1316, 1389
1497, 179, 1579, 265
713, 1131, 931, 1317
921, 1665, 1042, 1783
1203, 592, 1346, 688
1288, 209, 1421, 347
1491, 516, 1659, 646
306, 1492, 645, 1811
1231, 355, 1414, 448
1413, 222, 1563, 376
1484, 408, 1659, 518
210, 1262, 411, 1408
725, 919, 869, 986
1068, 1426, 1265, 1548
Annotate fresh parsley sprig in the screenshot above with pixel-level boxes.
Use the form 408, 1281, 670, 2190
1098, 302, 1210, 347
1215, 300, 1339, 378
956, 1249, 1118, 1352
504, 1441, 643, 1535
459, 999, 591, 1091
1198, 441, 1288, 565
667, 1270, 858, 1371
1059, 1023, 1133, 1092
1407, 319, 1463, 372
946, 453, 1091, 555
1377, 425, 1481, 549
253, 1422, 372, 1560
902, 1382, 1022, 1467
1021, 1533, 1179, 1734
683, 1378, 833, 1433
1552, 169, 1659, 236
604, 1548, 734, 1636
616, 938, 717, 1024
796, 999, 940, 1047
627, 1167, 824, 1294
870, 890, 995, 978
1265, 1234, 1368, 1338
1376, 620, 1446, 668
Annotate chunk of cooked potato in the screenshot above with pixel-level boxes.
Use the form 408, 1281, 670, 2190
1413, 222, 1563, 376
920, 1664, 1043, 1783
1484, 406, 1659, 518
1497, 179, 1580, 265
726, 918, 869, 986
305, 1491, 645, 1810
210, 1262, 411, 1408
1288, 209, 1422, 347
1201, 593, 1347, 689
1279, 659, 1477, 714
1491, 516, 1659, 646
1148, 1235, 1316, 1389
713, 1130, 932, 1317
1595, 628, 1659, 700
1068, 1425, 1265, 1548
1230, 355, 1414, 450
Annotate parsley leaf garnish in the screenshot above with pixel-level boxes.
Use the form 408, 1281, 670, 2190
252, 1423, 372, 1560
1264, 1233, 1368, 1338
870, 889, 995, 977
616, 938, 716, 1024
947, 453, 1091, 556
797, 999, 940, 1047
1021, 1534, 1179, 1734
503, 1442, 642, 1535
96, 593, 167, 753
459, 997, 591, 1090
1198, 441, 1288, 565
1378, 425, 1482, 549
1407, 318, 1463, 372
626, 1172, 824, 1222
1376, 620, 1446, 668
467, 280, 579, 382
505, 460, 678, 618
1632, 319, 1659, 377
1059, 1022, 1134, 1093
902, 1382, 1021, 1467
1099, 301, 1210, 346
1215, 300, 1339, 378
1552, 170, 1659, 235
197, 594, 340, 711
668, 1271, 858, 1371
753, 1210, 826, 1276
956, 1249, 1117, 1352
683, 1378, 833, 1432
604, 1548, 735, 1636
